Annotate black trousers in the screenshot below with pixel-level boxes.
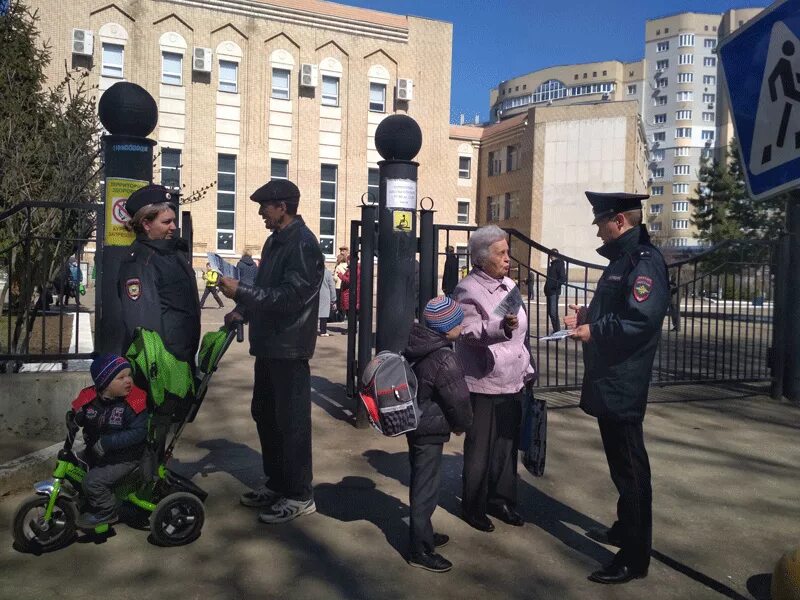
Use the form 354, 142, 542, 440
200, 287, 224, 308
83, 461, 138, 513
598, 418, 652, 572
546, 294, 561, 332
407, 439, 443, 554
318, 318, 328, 334
462, 392, 522, 517
252, 356, 313, 501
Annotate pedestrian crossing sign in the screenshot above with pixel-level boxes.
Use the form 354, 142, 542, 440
719, 0, 800, 199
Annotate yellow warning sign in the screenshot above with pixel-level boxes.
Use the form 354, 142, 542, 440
105, 178, 147, 246
393, 210, 412, 232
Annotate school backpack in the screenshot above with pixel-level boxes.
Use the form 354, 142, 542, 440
358, 351, 420, 436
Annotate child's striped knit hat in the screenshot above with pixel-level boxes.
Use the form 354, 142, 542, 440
90, 354, 131, 393
423, 296, 464, 334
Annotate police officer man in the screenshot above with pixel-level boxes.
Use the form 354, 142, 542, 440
565, 191, 669, 585
218, 179, 324, 524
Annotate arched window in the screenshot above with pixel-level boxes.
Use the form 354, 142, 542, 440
531, 79, 568, 103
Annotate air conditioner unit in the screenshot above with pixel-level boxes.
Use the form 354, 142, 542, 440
396, 78, 413, 101
300, 63, 318, 88
72, 29, 94, 56
192, 47, 212, 73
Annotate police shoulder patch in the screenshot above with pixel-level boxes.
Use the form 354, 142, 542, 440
126, 278, 141, 301
633, 275, 653, 303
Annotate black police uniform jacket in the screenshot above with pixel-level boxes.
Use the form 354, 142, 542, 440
403, 323, 473, 444
580, 225, 669, 421
118, 236, 201, 364
234, 216, 325, 360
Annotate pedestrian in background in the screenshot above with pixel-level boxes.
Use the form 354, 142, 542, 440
237, 251, 258, 286
318, 267, 336, 336
340, 260, 360, 331
333, 253, 348, 321
565, 191, 668, 585
544, 249, 567, 333
441, 245, 459, 297
200, 263, 225, 309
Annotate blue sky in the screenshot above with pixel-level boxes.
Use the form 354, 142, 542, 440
343, 0, 766, 123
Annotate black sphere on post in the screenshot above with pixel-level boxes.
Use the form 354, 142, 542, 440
98, 82, 158, 137
375, 115, 422, 162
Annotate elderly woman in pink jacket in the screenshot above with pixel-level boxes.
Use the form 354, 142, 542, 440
453, 225, 535, 532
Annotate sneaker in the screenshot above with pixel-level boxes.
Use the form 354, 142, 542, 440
433, 533, 450, 548
408, 550, 452, 573
240, 484, 281, 508
258, 497, 316, 524
77, 510, 119, 530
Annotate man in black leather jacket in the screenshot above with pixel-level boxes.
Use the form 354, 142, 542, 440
566, 191, 668, 585
219, 179, 324, 524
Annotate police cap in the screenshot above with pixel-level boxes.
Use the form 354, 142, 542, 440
585, 191, 649, 224
250, 179, 300, 205
125, 184, 177, 218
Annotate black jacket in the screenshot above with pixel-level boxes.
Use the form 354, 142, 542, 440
579, 226, 669, 421
543, 258, 566, 295
77, 396, 147, 466
118, 236, 200, 364
442, 254, 459, 295
404, 323, 473, 444
236, 255, 258, 286
235, 216, 324, 360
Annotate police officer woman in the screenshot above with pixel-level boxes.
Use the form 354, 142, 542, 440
117, 184, 200, 366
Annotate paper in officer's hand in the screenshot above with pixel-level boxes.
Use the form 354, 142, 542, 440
207, 252, 240, 280
539, 329, 574, 342
493, 287, 524, 317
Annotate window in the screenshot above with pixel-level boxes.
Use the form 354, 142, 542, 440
367, 168, 379, 204
679, 34, 695, 47
672, 219, 689, 230
271, 68, 290, 100
676, 110, 692, 120
657, 41, 669, 52
673, 201, 689, 212
676, 91, 693, 102
321, 75, 339, 106
673, 183, 690, 194
677, 72, 694, 83
653, 167, 665, 178
506, 145, 519, 171
669, 238, 689, 247
656, 59, 669, 70
319, 164, 337, 256
488, 151, 502, 176
487, 196, 500, 221
532, 79, 569, 103
704, 38, 717, 48
650, 222, 662, 232
676, 127, 692, 138
675, 147, 690, 157
702, 129, 715, 140
219, 60, 238, 93
702, 148, 713, 159
652, 149, 665, 161
570, 82, 615, 96
679, 53, 694, 65
270, 158, 288, 180
101, 43, 124, 78
703, 112, 715, 122
703, 93, 716, 104
161, 149, 181, 191
458, 156, 471, 179
653, 131, 666, 142
704, 56, 717, 67
656, 78, 668, 89
627, 84, 637, 95
216, 154, 236, 251
703, 75, 716, 85
674, 165, 691, 175
369, 82, 386, 112
161, 52, 182, 86
457, 200, 470, 224
650, 203, 663, 215
503, 193, 519, 219
654, 95, 668, 106
654, 113, 667, 125
651, 186, 664, 196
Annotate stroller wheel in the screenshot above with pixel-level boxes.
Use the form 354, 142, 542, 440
12, 495, 78, 553
150, 492, 205, 547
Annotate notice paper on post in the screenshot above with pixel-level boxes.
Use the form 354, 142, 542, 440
540, 329, 574, 342
207, 253, 240, 280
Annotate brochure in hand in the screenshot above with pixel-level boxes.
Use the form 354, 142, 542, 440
539, 329, 574, 342
493, 287, 524, 317
207, 252, 240, 280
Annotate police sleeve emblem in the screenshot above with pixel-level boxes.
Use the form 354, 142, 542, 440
633, 275, 653, 303
126, 278, 141, 301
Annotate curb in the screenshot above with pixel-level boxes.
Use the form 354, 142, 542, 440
0, 443, 61, 495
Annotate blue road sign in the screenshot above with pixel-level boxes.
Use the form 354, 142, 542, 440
719, 0, 800, 199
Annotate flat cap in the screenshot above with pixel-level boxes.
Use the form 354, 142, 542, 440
250, 179, 300, 204
125, 184, 177, 218
585, 191, 649, 224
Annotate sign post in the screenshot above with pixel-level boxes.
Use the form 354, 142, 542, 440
719, 0, 800, 400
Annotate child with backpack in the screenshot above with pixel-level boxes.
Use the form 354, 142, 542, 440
402, 296, 473, 573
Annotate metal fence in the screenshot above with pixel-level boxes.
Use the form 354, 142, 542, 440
0, 201, 100, 369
